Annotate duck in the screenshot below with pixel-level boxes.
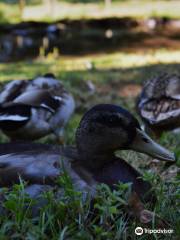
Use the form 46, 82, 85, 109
0, 104, 175, 223
137, 73, 180, 137
0, 73, 75, 142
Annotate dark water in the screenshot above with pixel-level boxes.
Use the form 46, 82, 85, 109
0, 17, 180, 62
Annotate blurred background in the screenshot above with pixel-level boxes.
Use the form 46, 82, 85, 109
0, 0, 180, 138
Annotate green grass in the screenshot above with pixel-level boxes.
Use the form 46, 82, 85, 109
1, 49, 180, 81
1, 0, 180, 23
0, 49, 179, 239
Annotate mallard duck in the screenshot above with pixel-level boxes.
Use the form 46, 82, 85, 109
0, 73, 75, 141
137, 73, 180, 136
0, 104, 175, 221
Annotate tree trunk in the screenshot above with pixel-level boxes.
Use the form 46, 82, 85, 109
105, 0, 112, 9
43, 0, 56, 16
19, 0, 25, 19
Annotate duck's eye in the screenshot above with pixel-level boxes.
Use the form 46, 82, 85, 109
142, 137, 149, 143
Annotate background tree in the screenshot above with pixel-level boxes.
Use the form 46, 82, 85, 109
43, 0, 57, 16
19, 0, 25, 19
105, 0, 112, 9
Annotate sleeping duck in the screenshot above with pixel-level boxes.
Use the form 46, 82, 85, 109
137, 73, 180, 137
0, 73, 75, 142
0, 104, 175, 222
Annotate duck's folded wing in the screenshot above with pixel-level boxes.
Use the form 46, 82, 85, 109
0, 103, 31, 131
0, 149, 62, 186
0, 80, 28, 104
0, 143, 97, 198
0, 142, 61, 154
13, 89, 61, 113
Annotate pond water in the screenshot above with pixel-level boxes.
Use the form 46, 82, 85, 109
0, 17, 180, 62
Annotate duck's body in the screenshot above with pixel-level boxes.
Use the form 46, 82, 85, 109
0, 104, 175, 222
137, 73, 180, 136
0, 73, 75, 141
0, 142, 152, 202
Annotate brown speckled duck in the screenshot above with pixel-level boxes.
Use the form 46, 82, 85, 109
137, 73, 180, 136
0, 104, 175, 222
0, 73, 75, 142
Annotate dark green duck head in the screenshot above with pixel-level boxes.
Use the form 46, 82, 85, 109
76, 104, 175, 168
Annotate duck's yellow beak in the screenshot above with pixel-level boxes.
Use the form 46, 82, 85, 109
129, 129, 176, 162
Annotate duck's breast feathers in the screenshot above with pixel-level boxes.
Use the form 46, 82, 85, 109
94, 158, 154, 203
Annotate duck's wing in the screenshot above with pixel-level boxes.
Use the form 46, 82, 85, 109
0, 143, 96, 199
0, 103, 31, 131
0, 143, 63, 186
0, 90, 62, 131
12, 89, 62, 114
0, 80, 28, 104
0, 142, 61, 154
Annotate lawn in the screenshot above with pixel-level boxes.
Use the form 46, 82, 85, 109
1, 0, 180, 23
0, 48, 179, 239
